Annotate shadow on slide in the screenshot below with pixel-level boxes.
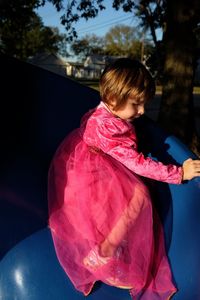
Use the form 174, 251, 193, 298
0, 55, 199, 300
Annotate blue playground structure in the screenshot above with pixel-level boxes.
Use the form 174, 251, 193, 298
0, 54, 200, 300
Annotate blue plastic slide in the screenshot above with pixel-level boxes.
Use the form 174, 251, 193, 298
0, 54, 199, 300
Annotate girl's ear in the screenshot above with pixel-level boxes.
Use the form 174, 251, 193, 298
108, 98, 117, 110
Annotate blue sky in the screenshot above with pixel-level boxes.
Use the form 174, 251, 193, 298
36, 0, 144, 38
36, 0, 162, 61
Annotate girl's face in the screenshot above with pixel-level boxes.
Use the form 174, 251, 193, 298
109, 97, 145, 122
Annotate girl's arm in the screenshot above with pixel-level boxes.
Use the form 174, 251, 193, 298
84, 116, 200, 184
106, 141, 183, 184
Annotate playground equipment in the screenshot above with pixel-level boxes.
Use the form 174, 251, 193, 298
0, 55, 199, 300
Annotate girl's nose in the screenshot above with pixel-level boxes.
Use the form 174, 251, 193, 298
138, 105, 145, 115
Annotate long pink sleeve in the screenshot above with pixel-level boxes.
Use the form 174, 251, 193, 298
83, 107, 183, 184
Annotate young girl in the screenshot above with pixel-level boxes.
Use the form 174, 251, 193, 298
48, 58, 200, 299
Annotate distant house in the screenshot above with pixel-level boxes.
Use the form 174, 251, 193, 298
83, 55, 107, 78
66, 61, 85, 78
66, 55, 122, 79
28, 52, 67, 77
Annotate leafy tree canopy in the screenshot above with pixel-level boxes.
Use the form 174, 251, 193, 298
105, 24, 143, 58
0, 0, 67, 59
69, 25, 154, 65
45, 0, 166, 45
70, 34, 105, 60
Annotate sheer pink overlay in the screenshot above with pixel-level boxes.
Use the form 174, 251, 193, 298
48, 103, 181, 299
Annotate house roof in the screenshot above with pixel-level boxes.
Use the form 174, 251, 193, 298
28, 52, 66, 66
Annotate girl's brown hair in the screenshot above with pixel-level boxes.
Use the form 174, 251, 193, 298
99, 58, 155, 110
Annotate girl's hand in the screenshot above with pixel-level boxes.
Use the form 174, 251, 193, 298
182, 158, 200, 181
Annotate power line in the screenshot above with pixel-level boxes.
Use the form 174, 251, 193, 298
77, 16, 135, 34
77, 14, 133, 31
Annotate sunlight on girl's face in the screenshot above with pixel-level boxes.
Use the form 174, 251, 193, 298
109, 98, 146, 122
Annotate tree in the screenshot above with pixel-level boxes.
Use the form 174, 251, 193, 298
59, 0, 106, 41
70, 34, 105, 60
105, 24, 139, 58
0, 0, 67, 60
49, 0, 200, 154
70, 26, 154, 62
158, 0, 200, 153
104, 24, 153, 61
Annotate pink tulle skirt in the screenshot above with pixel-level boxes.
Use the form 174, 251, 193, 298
48, 129, 177, 299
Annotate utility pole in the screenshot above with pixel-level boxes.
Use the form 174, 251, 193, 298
140, 31, 145, 63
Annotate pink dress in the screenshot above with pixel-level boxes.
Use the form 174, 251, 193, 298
48, 102, 183, 299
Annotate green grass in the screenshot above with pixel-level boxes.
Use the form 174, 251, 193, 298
74, 78, 99, 91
